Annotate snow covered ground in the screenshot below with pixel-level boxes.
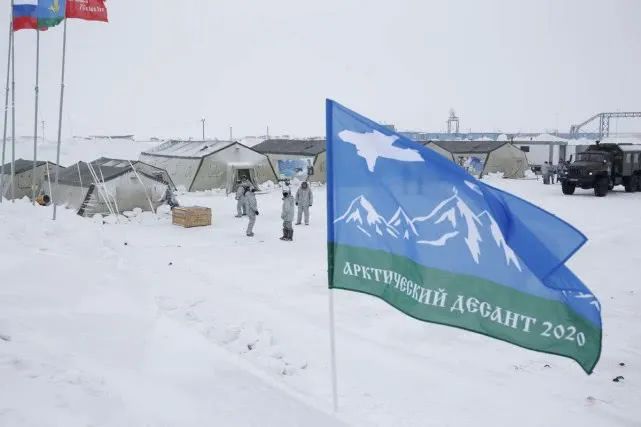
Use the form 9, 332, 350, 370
1, 140, 640, 426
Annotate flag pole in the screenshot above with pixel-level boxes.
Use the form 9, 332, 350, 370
31, 29, 40, 204
1, 20, 12, 203
10, 0, 16, 202
328, 289, 339, 412
325, 99, 339, 413
52, 18, 67, 220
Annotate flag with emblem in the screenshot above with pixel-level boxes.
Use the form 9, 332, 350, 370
12, 0, 65, 31
326, 99, 602, 373
36, 0, 65, 29
66, 0, 108, 22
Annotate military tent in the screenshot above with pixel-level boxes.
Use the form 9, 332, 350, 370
138, 140, 276, 193
424, 140, 528, 178
50, 157, 175, 217
252, 139, 326, 183
0, 159, 65, 201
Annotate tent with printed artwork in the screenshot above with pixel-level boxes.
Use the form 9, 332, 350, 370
252, 139, 327, 183
1, 159, 65, 200
424, 141, 529, 178
50, 157, 175, 217
139, 140, 277, 193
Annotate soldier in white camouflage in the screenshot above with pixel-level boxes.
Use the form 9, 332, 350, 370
295, 181, 313, 225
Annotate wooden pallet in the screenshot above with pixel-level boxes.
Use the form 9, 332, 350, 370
172, 206, 212, 228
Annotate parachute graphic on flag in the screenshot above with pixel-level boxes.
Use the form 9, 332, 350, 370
12, 0, 64, 31
326, 99, 602, 373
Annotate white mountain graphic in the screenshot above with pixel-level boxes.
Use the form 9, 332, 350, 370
335, 195, 400, 239
334, 188, 522, 271
388, 207, 418, 240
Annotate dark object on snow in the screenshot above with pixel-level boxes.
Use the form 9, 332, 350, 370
619, 362, 626, 367
544, 364, 551, 368
612, 376, 624, 382
559, 142, 641, 197
36, 194, 51, 206
168, 262, 173, 266
0, 334, 10, 342
163, 187, 180, 209
124, 242, 128, 246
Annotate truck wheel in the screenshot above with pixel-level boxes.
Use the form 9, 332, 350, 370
624, 177, 634, 193
561, 181, 576, 195
594, 177, 609, 197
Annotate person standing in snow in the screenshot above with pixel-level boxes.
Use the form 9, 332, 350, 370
245, 186, 259, 237
541, 162, 551, 184
280, 187, 295, 241
235, 179, 246, 217
295, 181, 313, 225
557, 160, 567, 183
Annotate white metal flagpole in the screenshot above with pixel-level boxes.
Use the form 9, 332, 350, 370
0, 20, 12, 203
10, 0, 16, 202
328, 289, 339, 412
31, 29, 40, 204
52, 18, 67, 220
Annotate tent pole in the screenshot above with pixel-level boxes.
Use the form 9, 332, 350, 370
128, 160, 155, 213
45, 160, 52, 199
98, 164, 118, 216
31, 28, 40, 204
53, 18, 67, 219
76, 162, 83, 195
1, 20, 12, 203
87, 162, 115, 217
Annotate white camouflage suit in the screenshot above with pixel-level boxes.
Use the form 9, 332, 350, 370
295, 184, 313, 225
281, 192, 295, 240
235, 184, 246, 216
245, 189, 258, 236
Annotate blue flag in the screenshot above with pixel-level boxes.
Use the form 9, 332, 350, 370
36, 0, 65, 28
326, 100, 601, 373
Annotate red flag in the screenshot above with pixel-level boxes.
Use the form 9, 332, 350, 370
65, 0, 108, 22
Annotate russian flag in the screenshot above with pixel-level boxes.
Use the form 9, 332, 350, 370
13, 1, 38, 31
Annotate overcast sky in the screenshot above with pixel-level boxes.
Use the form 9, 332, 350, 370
1, 0, 640, 139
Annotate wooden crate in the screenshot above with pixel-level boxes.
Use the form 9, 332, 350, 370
172, 206, 212, 228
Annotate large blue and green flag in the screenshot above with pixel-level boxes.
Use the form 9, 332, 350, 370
326, 100, 602, 373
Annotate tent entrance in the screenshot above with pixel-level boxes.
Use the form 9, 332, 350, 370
230, 167, 259, 193
236, 169, 251, 182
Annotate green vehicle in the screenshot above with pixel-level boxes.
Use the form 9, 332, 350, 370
560, 142, 641, 197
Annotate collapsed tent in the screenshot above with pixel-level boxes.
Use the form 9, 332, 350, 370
139, 140, 277, 193
0, 159, 65, 200
424, 140, 529, 178
50, 157, 175, 217
252, 139, 327, 183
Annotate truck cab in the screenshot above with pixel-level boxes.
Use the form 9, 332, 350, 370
560, 142, 641, 197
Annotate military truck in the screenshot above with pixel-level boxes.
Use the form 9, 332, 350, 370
559, 142, 641, 197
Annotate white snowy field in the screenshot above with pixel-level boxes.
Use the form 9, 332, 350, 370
1, 141, 640, 426
4, 137, 158, 166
